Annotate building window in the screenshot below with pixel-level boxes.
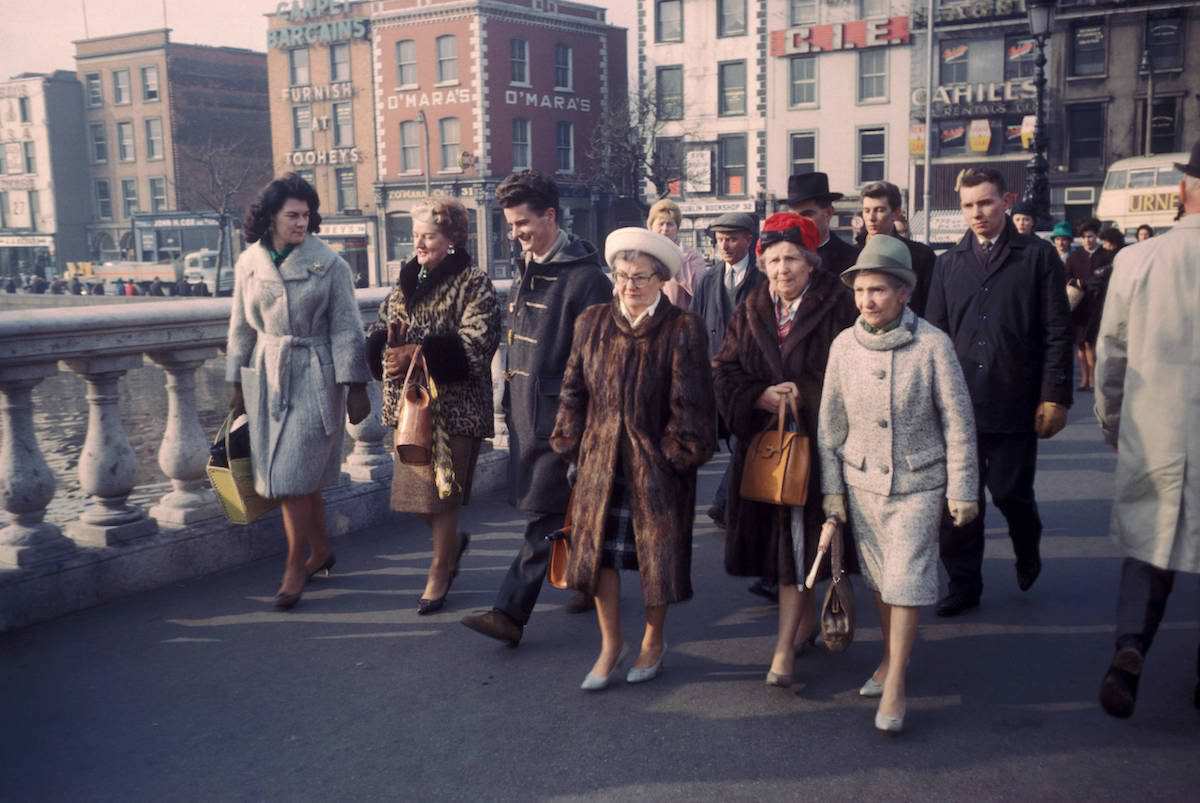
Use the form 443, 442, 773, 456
85, 73, 103, 106
656, 66, 683, 119
718, 61, 746, 116
333, 102, 354, 147
512, 119, 531, 170
1070, 22, 1105, 77
1136, 96, 1180, 155
121, 178, 139, 218
149, 177, 167, 212
28, 190, 39, 231
510, 39, 529, 84
858, 127, 886, 183
858, 49, 887, 102
718, 134, 746, 195
438, 117, 460, 170
554, 45, 573, 91
145, 118, 163, 160
556, 122, 574, 173
17, 97, 30, 123
938, 120, 967, 156
289, 48, 310, 86
655, 137, 685, 195
789, 0, 817, 25
141, 66, 160, 101
436, 36, 458, 83
95, 180, 112, 219
0, 192, 6, 228
789, 56, 816, 106
292, 106, 312, 150
790, 131, 816, 176
22, 142, 35, 174
940, 41, 969, 84
1004, 36, 1037, 80
656, 0, 682, 42
400, 120, 421, 172
396, 40, 417, 86
718, 0, 747, 37
112, 69, 131, 104
330, 43, 351, 82
1067, 103, 1104, 172
1145, 12, 1184, 72
90, 123, 108, 163
861, 0, 888, 17
336, 168, 357, 211
116, 122, 135, 161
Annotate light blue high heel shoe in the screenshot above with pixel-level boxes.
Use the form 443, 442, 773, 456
627, 642, 667, 684
581, 644, 631, 691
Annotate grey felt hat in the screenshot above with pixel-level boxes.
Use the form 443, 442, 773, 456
841, 234, 917, 288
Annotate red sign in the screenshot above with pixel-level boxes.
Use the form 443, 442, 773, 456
770, 16, 910, 56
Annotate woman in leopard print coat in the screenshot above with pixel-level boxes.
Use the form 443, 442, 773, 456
366, 198, 501, 613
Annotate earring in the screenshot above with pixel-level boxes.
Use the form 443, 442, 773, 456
448, 245, 456, 254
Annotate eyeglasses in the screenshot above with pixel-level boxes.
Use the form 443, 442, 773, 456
613, 272, 657, 287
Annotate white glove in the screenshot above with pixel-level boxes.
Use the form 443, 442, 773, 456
822, 493, 846, 523
947, 499, 979, 528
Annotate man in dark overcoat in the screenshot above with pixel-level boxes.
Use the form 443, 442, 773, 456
461, 171, 612, 646
787, 172, 858, 281
859, 180, 936, 317
925, 167, 1073, 617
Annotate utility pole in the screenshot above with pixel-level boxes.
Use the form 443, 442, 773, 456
921, 0, 934, 246
1140, 49, 1155, 156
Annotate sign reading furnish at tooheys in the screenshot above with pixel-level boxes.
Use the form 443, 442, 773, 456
268, 1, 368, 49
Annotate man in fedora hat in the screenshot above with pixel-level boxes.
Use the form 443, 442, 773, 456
1094, 140, 1200, 719
787, 172, 859, 281
691, 211, 763, 530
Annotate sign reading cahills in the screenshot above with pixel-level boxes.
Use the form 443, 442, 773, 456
770, 17, 910, 56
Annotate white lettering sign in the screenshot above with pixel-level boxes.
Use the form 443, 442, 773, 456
281, 82, 355, 104
677, 200, 755, 216
684, 151, 712, 193
503, 90, 591, 113
287, 147, 362, 166
911, 79, 1037, 107
321, 222, 368, 236
388, 88, 475, 110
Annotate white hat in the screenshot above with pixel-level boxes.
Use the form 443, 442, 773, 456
604, 227, 681, 280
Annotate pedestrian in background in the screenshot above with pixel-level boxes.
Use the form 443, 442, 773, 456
925, 167, 1073, 617
859, 180, 936, 316
819, 235, 979, 733
1095, 143, 1200, 719
551, 228, 716, 690
1135, 224, 1154, 241
713, 212, 858, 688
1064, 217, 1110, 392
1010, 200, 1037, 236
1051, 221, 1074, 263
366, 198, 501, 615
226, 172, 371, 610
787, 172, 859, 280
461, 170, 612, 647
645, 198, 705, 311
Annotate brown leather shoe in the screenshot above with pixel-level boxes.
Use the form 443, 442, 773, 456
461, 609, 523, 646
564, 590, 594, 614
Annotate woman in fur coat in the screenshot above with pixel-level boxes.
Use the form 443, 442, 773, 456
226, 173, 372, 610
550, 228, 716, 690
366, 198, 501, 615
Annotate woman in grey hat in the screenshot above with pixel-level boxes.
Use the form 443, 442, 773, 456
817, 234, 980, 733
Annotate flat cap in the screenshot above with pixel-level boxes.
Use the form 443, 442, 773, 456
707, 212, 757, 234
605, 227, 681, 279
841, 234, 916, 288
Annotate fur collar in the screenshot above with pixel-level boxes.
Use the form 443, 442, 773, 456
744, 266, 843, 379
245, 235, 339, 282
399, 248, 472, 305
609, 295, 679, 338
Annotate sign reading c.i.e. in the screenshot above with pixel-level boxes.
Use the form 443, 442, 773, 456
268, 1, 368, 49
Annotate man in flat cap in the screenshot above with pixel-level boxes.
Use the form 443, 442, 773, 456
692, 211, 762, 529
787, 172, 859, 280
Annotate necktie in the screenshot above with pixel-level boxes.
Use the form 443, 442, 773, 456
981, 239, 993, 254
725, 266, 737, 293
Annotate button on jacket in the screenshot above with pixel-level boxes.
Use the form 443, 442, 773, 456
925, 221, 1073, 434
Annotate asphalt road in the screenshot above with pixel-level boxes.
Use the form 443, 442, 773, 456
2, 400, 1197, 802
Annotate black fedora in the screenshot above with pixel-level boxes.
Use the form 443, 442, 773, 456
787, 172, 844, 206
1173, 140, 1200, 179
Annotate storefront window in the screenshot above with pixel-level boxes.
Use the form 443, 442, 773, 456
940, 41, 969, 85
1070, 22, 1105, 77
1004, 35, 1037, 80
386, 213, 413, 263
938, 121, 967, 156
1001, 116, 1028, 154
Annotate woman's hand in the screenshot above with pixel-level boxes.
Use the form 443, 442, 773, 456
346, 383, 371, 425
947, 499, 979, 527
755, 382, 800, 412
384, 344, 419, 378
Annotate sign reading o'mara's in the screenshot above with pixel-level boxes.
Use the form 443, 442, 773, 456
268, 1, 368, 49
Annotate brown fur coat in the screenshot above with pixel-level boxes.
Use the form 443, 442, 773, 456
713, 270, 859, 584
550, 298, 716, 607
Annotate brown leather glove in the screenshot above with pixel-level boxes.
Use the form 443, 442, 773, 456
346, 383, 371, 425
384, 344, 419, 378
1034, 401, 1067, 439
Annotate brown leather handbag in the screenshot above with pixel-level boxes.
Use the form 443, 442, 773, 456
394, 345, 433, 465
739, 394, 810, 507
820, 520, 855, 653
546, 497, 572, 590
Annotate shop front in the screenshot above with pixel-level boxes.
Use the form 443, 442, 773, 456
319, 218, 377, 288
0, 233, 56, 280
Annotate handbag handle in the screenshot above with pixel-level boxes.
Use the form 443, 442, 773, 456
774, 393, 802, 436
401, 344, 426, 392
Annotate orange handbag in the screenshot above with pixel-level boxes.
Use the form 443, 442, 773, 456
546, 497, 573, 590
394, 345, 433, 465
739, 394, 810, 507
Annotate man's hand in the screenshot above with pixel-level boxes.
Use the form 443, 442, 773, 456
1034, 401, 1067, 439
822, 493, 846, 523
346, 383, 371, 425
229, 383, 245, 416
947, 499, 979, 528
755, 381, 800, 412
384, 344, 420, 379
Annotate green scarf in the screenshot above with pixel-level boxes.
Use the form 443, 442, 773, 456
860, 314, 904, 335
266, 241, 295, 267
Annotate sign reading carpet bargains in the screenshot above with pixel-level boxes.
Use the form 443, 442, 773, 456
268, 1, 367, 49
769, 16, 910, 56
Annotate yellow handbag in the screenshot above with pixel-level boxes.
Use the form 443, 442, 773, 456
206, 411, 280, 525
739, 395, 811, 507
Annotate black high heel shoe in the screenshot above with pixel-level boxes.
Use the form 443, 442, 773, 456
417, 533, 471, 615
306, 552, 337, 581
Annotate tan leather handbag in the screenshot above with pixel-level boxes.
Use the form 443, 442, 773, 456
546, 497, 572, 590
820, 520, 855, 653
739, 394, 810, 507
394, 346, 433, 465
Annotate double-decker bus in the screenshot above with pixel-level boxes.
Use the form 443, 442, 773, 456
1095, 152, 1187, 238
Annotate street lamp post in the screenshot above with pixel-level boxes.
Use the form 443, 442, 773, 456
415, 110, 432, 197
1022, 0, 1055, 230
1140, 48, 1154, 157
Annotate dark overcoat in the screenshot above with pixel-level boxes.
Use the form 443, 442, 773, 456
505, 233, 613, 513
1064, 246, 1112, 341
550, 299, 716, 606
924, 221, 1073, 434
818, 233, 859, 278
690, 251, 764, 361
713, 269, 859, 584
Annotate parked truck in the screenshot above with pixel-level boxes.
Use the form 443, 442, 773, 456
182, 250, 234, 296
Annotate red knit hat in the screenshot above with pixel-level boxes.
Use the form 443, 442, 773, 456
756, 212, 820, 257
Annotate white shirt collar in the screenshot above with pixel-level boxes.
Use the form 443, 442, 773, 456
771, 286, 809, 314
725, 253, 750, 284
620, 291, 662, 327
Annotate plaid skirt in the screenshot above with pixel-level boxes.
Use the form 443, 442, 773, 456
600, 461, 639, 571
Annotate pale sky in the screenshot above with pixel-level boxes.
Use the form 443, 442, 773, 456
0, 0, 637, 82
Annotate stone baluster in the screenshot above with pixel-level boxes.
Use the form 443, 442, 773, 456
0, 364, 77, 567
343, 380, 392, 482
148, 348, 221, 525
63, 356, 157, 546
489, 345, 509, 449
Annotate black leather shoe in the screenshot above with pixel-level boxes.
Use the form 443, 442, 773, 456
564, 590, 594, 614
748, 579, 779, 603
417, 595, 446, 615
706, 505, 726, 529
1016, 557, 1042, 592
1099, 646, 1143, 719
936, 593, 980, 618
461, 609, 523, 646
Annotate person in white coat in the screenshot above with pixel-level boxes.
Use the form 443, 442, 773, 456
818, 235, 980, 734
1094, 142, 1200, 719
227, 173, 372, 610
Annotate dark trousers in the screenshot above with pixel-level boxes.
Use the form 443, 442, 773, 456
939, 432, 1042, 598
712, 436, 738, 513
1115, 558, 1198, 663
493, 511, 566, 627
